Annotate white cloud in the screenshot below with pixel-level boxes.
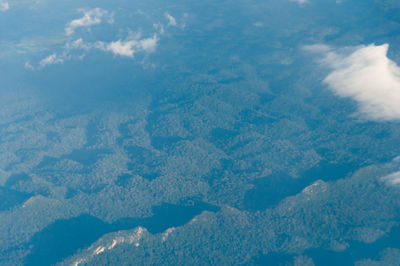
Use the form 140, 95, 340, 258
99, 35, 158, 57
382, 171, 400, 186
290, 0, 309, 5
39, 53, 64, 67
103, 40, 137, 57
65, 38, 91, 50
139, 35, 158, 52
29, 10, 181, 69
0, 1, 9, 11
65, 8, 113, 36
165, 13, 177, 27
305, 43, 400, 121
24, 61, 35, 71
153, 23, 165, 34
66, 34, 158, 58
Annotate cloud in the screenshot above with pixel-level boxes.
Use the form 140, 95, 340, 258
28, 10, 183, 69
65, 38, 92, 51
138, 35, 158, 52
24, 61, 35, 71
290, 0, 309, 5
102, 40, 137, 57
39, 53, 64, 67
98, 35, 159, 57
153, 23, 165, 34
382, 171, 400, 186
165, 13, 177, 27
305, 43, 400, 121
65, 8, 113, 36
0, 1, 9, 11
66, 34, 158, 58
34, 33, 159, 69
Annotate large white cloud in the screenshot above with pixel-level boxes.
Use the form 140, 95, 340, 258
306, 43, 400, 121
0, 1, 9, 11
65, 8, 113, 36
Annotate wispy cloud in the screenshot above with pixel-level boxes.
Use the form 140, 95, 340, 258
39, 53, 64, 67
65, 8, 113, 36
0, 1, 9, 11
290, 0, 309, 5
24, 61, 35, 71
382, 171, 400, 186
153, 23, 165, 34
67, 34, 158, 58
33, 32, 159, 69
26, 9, 185, 69
305, 43, 400, 121
165, 13, 177, 27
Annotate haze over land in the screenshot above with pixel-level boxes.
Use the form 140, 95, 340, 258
1, 0, 400, 265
